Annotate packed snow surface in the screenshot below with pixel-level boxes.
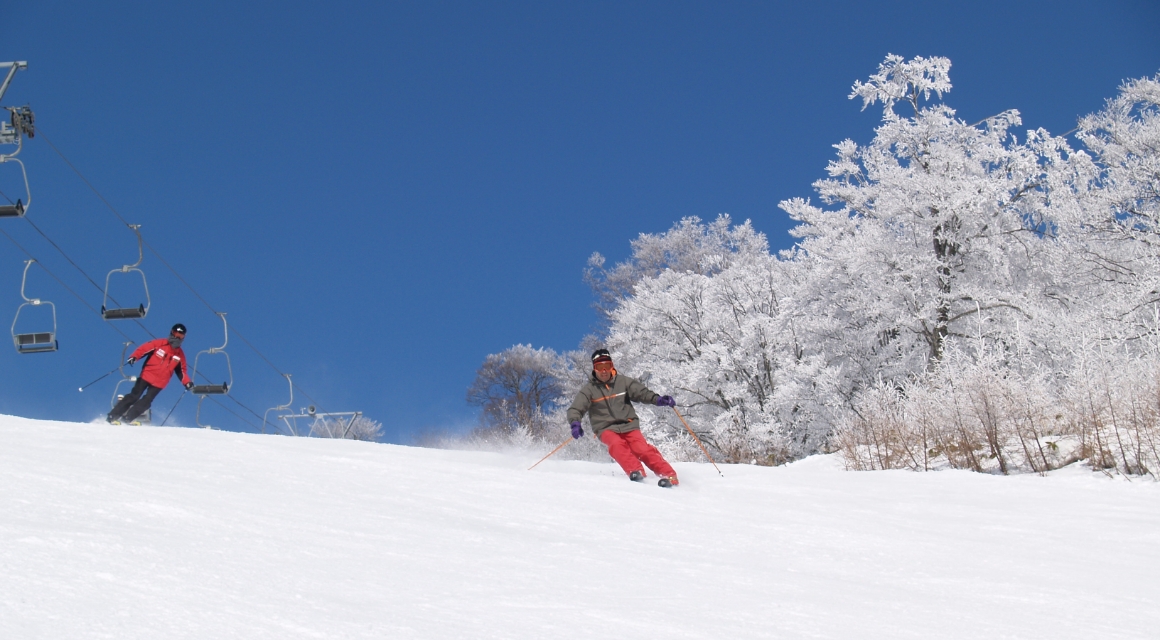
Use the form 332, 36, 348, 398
2, 415, 1157, 639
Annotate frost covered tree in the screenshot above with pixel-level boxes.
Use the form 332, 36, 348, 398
605, 56, 1080, 462
827, 64, 1160, 475
463, 57, 1160, 473
1063, 73, 1160, 348
466, 344, 572, 440
602, 55, 1160, 466
782, 54, 1068, 373
585, 215, 771, 323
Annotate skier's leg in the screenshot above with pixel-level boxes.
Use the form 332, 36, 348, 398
123, 384, 162, 422
623, 429, 677, 478
109, 377, 150, 420
599, 430, 646, 477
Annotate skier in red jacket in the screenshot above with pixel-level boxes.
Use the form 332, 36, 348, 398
107, 323, 194, 425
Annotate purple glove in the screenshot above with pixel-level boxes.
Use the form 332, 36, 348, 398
570, 421, 584, 439
656, 395, 676, 407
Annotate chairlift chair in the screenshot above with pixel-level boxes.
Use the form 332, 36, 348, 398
0, 62, 32, 218
0, 157, 29, 217
0, 111, 33, 218
109, 342, 151, 424
191, 312, 232, 395
11, 259, 57, 353
101, 224, 150, 320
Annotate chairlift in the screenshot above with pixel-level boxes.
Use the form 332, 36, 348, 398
0, 155, 29, 218
262, 373, 293, 434
11, 259, 57, 353
1, 62, 33, 218
110, 341, 150, 424
101, 224, 151, 320
0, 109, 34, 218
191, 312, 232, 395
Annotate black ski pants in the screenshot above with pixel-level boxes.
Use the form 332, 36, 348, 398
109, 377, 162, 422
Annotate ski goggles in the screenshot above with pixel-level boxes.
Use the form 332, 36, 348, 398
593, 361, 614, 372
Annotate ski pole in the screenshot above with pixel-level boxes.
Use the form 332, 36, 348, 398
159, 389, 187, 427
672, 407, 724, 477
528, 435, 573, 471
78, 365, 122, 392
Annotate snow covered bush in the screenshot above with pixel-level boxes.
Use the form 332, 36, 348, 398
836, 343, 1159, 477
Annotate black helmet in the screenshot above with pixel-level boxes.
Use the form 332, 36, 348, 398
591, 349, 612, 365
170, 323, 187, 337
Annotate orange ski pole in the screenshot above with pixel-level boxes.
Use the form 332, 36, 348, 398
528, 435, 573, 470
673, 407, 724, 477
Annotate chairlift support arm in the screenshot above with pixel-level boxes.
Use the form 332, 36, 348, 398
0, 62, 27, 105
191, 312, 232, 395
262, 373, 293, 435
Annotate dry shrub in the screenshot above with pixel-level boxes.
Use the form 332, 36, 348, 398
836, 351, 1159, 477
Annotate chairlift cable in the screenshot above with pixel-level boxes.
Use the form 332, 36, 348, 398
12, 91, 294, 431
2, 139, 152, 337
37, 130, 134, 228
141, 226, 333, 415
0, 227, 137, 344
224, 393, 265, 423
22, 216, 154, 338
201, 393, 262, 431
39, 127, 335, 422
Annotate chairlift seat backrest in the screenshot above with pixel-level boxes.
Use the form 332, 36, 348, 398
14, 332, 56, 353
11, 261, 57, 354
192, 383, 229, 395
102, 304, 147, 320
0, 200, 24, 217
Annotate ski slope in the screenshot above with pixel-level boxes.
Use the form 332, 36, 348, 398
2, 415, 1157, 639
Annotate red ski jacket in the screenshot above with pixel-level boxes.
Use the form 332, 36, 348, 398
130, 338, 193, 389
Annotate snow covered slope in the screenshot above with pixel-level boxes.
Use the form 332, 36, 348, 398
2, 415, 1157, 639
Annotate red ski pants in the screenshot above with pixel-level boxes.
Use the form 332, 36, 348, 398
599, 428, 676, 478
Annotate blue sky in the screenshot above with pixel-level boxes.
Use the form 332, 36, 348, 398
1, 1, 1157, 442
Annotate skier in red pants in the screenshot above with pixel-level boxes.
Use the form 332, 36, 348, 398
107, 323, 194, 425
567, 349, 680, 487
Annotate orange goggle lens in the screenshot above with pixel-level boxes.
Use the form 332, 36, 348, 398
593, 361, 613, 371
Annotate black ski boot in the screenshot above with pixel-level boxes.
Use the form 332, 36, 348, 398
629, 470, 644, 482
658, 477, 678, 488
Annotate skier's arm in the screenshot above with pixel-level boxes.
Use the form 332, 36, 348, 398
625, 377, 660, 405
129, 339, 160, 362
173, 357, 192, 387
566, 389, 591, 424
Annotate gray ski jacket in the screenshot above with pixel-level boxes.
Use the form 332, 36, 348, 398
567, 372, 660, 437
